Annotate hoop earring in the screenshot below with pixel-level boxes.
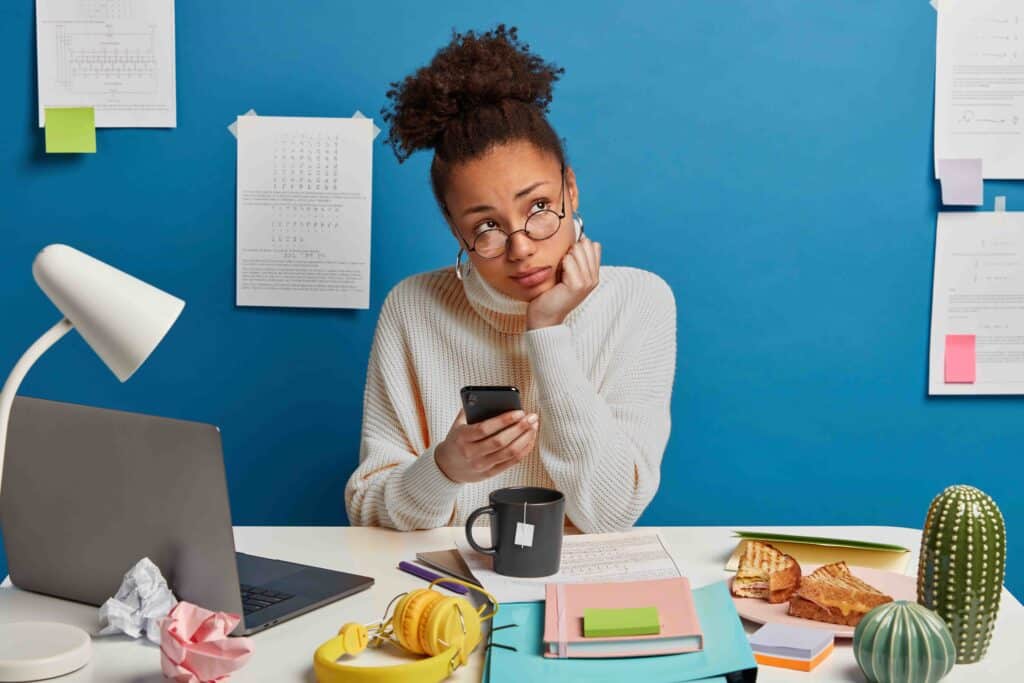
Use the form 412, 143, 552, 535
455, 248, 471, 281
573, 213, 584, 240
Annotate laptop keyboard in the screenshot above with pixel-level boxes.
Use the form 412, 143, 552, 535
239, 583, 294, 615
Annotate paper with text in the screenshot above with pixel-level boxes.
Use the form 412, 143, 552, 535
455, 530, 682, 603
36, 0, 177, 128
930, 211, 1024, 394
236, 115, 372, 309
934, 1, 1024, 178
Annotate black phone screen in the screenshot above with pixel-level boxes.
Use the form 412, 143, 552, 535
460, 386, 523, 424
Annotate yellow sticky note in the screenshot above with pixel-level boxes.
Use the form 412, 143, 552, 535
45, 107, 96, 153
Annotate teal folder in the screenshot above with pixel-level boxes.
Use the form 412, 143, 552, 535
485, 581, 756, 682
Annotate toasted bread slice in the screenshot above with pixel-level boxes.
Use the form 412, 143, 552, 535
788, 562, 892, 626
731, 540, 801, 603
808, 562, 888, 594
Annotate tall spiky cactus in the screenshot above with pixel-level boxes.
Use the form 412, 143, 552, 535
917, 485, 1005, 664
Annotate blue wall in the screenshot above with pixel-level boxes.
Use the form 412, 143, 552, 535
1, 1, 1020, 595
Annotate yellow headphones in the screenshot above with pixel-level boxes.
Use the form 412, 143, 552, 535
313, 578, 498, 683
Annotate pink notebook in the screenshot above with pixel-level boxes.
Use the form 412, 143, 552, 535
542, 577, 703, 658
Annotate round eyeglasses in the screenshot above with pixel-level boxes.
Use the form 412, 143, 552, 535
461, 168, 568, 259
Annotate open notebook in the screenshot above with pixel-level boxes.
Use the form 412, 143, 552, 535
487, 581, 756, 683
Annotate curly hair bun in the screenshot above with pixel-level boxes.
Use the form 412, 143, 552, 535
382, 24, 565, 163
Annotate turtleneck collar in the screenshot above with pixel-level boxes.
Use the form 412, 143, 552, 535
461, 265, 530, 334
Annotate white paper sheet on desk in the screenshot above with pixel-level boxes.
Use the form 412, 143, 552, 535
236, 115, 373, 309
934, 0, 1024, 178
929, 211, 1024, 394
97, 557, 177, 644
454, 530, 682, 603
36, 0, 177, 128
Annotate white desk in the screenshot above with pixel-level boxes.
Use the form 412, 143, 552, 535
1, 526, 1022, 682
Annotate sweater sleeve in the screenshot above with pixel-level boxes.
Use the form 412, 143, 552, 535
524, 274, 676, 533
344, 289, 462, 529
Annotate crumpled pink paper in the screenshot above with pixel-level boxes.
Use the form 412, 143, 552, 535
158, 602, 254, 682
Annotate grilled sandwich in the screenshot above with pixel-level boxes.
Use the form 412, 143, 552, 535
730, 540, 801, 603
787, 561, 893, 626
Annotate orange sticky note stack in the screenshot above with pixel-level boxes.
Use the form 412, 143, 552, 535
944, 334, 976, 383
749, 623, 834, 672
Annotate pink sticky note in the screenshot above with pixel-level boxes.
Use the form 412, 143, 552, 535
937, 158, 983, 206
945, 334, 976, 384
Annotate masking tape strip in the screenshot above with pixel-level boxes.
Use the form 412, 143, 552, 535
227, 108, 258, 138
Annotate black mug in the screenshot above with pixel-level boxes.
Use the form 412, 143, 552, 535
465, 487, 565, 577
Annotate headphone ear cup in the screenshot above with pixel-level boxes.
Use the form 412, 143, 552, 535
392, 589, 442, 655
420, 596, 483, 664
419, 596, 463, 656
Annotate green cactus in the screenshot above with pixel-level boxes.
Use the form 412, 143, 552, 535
853, 601, 955, 683
917, 485, 1005, 664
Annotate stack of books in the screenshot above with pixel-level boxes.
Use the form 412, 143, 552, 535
486, 580, 757, 683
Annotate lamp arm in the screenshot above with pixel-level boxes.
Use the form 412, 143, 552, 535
0, 318, 74, 496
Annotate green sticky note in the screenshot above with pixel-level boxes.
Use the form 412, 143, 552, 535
583, 606, 660, 638
45, 107, 96, 153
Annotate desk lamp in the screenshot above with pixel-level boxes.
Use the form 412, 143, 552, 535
0, 244, 184, 682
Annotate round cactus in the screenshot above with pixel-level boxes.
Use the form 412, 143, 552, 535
853, 601, 955, 683
917, 485, 1005, 664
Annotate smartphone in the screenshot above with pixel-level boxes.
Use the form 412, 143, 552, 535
460, 386, 523, 424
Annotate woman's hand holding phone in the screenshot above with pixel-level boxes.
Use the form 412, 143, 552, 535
434, 409, 539, 483
526, 235, 602, 330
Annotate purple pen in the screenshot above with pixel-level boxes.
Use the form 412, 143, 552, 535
397, 560, 470, 594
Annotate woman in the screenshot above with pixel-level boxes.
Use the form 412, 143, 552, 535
345, 25, 676, 533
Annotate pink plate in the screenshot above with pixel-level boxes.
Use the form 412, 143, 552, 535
730, 564, 917, 638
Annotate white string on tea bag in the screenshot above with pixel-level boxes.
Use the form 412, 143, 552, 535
514, 501, 535, 547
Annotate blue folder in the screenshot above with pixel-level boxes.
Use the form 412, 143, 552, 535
485, 580, 757, 683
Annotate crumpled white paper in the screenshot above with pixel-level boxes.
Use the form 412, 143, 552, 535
97, 557, 178, 644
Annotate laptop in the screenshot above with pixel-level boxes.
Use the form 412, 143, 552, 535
0, 396, 374, 635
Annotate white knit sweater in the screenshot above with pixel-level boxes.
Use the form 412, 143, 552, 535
344, 263, 676, 533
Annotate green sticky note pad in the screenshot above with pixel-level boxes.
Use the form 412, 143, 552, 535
583, 606, 660, 638
45, 107, 96, 153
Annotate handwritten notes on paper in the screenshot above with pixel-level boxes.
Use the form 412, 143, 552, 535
44, 106, 95, 153
236, 115, 373, 309
930, 212, 1024, 394
36, 0, 177, 128
455, 530, 682, 603
934, 0, 1024, 178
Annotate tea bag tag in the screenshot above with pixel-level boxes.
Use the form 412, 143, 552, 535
515, 502, 534, 547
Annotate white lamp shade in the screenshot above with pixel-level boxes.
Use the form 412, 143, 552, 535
31, 244, 185, 382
